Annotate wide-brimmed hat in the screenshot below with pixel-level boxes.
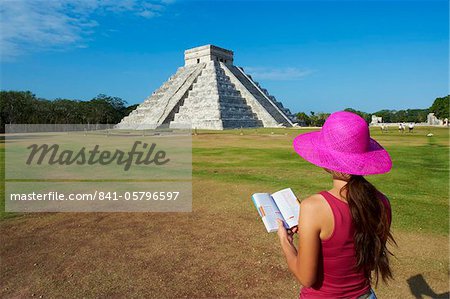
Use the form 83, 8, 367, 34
293, 111, 392, 175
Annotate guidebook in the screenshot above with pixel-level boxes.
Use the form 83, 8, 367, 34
251, 188, 300, 233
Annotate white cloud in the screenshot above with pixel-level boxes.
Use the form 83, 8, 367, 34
0, 0, 173, 61
243, 66, 314, 81
137, 10, 159, 18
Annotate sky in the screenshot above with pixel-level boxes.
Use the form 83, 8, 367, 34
0, 0, 448, 114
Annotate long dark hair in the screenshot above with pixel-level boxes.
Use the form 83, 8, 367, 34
340, 175, 396, 285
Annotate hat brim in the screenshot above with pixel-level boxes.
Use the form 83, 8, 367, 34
293, 131, 392, 175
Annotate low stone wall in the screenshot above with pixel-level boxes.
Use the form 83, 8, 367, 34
370, 122, 449, 127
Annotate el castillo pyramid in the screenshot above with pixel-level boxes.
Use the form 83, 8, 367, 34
117, 45, 297, 130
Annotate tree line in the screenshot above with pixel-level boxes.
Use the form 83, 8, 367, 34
0, 91, 448, 132
0, 91, 138, 133
296, 95, 449, 126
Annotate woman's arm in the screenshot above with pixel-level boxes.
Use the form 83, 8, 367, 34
277, 196, 322, 287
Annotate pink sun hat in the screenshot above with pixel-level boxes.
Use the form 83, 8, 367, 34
293, 111, 392, 175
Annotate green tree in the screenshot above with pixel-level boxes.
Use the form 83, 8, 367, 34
87, 94, 127, 124
51, 99, 81, 123
315, 112, 330, 126
0, 90, 135, 132
343, 108, 371, 124
307, 112, 330, 127
0, 91, 37, 132
124, 104, 138, 117
429, 95, 449, 119
296, 112, 311, 126
371, 109, 429, 123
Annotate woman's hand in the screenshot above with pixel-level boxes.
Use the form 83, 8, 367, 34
277, 219, 296, 247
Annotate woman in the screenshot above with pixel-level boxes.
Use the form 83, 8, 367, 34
277, 111, 395, 299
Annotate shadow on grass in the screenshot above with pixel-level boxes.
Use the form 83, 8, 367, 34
407, 274, 449, 299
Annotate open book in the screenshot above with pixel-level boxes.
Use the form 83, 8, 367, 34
251, 188, 300, 233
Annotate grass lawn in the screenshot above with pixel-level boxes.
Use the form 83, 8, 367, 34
0, 126, 448, 298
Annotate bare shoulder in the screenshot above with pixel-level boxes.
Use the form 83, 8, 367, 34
300, 194, 328, 213
299, 194, 327, 231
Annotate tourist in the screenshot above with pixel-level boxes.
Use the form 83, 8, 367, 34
277, 111, 394, 299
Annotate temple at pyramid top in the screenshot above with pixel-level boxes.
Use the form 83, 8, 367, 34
117, 45, 298, 130
185, 45, 234, 66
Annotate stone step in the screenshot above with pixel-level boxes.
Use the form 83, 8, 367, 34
187, 90, 241, 98
222, 119, 263, 128
200, 67, 225, 74
170, 119, 224, 130
175, 108, 257, 119
218, 90, 241, 97
176, 108, 251, 117
190, 83, 218, 90
175, 105, 259, 120
185, 99, 249, 106
180, 98, 252, 109
220, 111, 259, 119
173, 113, 220, 121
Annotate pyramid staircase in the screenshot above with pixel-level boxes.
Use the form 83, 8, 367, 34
169, 61, 262, 129
116, 45, 297, 130
116, 63, 205, 129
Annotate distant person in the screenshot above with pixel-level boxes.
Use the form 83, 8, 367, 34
408, 123, 415, 133
278, 111, 395, 299
399, 123, 405, 133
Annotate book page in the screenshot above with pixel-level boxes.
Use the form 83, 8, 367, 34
251, 193, 285, 233
271, 188, 300, 229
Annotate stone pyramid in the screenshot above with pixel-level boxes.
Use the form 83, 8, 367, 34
117, 45, 297, 130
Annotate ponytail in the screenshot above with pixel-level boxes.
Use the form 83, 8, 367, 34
340, 175, 396, 285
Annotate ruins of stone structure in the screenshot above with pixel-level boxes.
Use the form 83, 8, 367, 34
116, 45, 297, 130
370, 115, 382, 125
427, 113, 444, 126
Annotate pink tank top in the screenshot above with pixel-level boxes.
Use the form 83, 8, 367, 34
300, 191, 391, 299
